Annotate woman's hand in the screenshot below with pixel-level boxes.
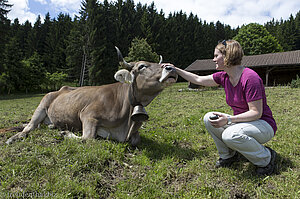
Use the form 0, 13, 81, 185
161, 63, 175, 69
208, 112, 229, 128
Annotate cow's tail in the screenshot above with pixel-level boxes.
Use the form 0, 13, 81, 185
23, 106, 48, 133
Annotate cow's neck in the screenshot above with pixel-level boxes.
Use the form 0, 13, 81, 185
128, 83, 160, 107
128, 83, 140, 107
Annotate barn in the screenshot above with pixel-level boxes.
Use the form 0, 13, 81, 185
185, 50, 300, 88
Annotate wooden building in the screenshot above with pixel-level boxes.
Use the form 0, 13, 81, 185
185, 50, 300, 87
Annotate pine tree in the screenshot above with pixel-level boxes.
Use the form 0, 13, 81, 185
0, 0, 11, 21
115, 0, 137, 52
295, 11, 300, 50
21, 20, 33, 58
2, 36, 24, 93
0, 0, 12, 76
66, 16, 85, 84
265, 12, 300, 51
215, 21, 226, 41
1, 0, 298, 92
281, 15, 297, 51
27, 15, 42, 56
193, 18, 207, 59
40, 13, 53, 72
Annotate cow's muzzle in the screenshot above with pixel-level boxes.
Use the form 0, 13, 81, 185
159, 66, 178, 83
131, 105, 149, 122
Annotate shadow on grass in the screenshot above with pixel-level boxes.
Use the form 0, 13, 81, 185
274, 153, 295, 174
136, 136, 208, 161
232, 152, 294, 179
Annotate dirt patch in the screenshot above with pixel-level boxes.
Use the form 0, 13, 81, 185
0, 126, 24, 134
230, 187, 250, 199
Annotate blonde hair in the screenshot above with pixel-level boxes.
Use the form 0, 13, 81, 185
216, 40, 244, 67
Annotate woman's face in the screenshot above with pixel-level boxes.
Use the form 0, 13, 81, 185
213, 48, 225, 70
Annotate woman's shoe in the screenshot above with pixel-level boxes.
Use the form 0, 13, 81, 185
256, 147, 277, 176
216, 153, 239, 168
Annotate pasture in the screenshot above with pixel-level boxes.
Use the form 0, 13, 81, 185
0, 83, 299, 198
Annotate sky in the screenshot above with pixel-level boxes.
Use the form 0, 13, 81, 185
7, 0, 300, 28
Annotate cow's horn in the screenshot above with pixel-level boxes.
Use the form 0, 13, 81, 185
159, 55, 163, 64
115, 46, 132, 70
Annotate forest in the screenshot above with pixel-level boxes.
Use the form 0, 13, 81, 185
0, 0, 299, 93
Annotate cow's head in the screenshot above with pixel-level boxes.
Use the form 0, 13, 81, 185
114, 47, 178, 121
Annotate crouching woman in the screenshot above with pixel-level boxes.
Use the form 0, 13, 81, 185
163, 40, 277, 175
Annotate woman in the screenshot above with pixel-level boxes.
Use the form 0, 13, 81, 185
163, 40, 277, 175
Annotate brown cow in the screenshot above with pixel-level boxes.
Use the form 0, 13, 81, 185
6, 47, 177, 146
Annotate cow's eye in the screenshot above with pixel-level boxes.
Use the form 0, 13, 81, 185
138, 64, 147, 70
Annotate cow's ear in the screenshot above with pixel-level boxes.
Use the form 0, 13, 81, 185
114, 69, 134, 84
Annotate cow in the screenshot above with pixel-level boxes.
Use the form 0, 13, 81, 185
6, 47, 178, 146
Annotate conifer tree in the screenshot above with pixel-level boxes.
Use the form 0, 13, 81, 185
27, 15, 42, 56
295, 11, 300, 50
21, 20, 32, 58
1, 0, 299, 92
0, 0, 12, 77
66, 17, 85, 84
2, 36, 24, 93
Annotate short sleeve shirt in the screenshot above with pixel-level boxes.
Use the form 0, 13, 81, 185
213, 68, 277, 133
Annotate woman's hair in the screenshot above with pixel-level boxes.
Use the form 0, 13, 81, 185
216, 40, 244, 67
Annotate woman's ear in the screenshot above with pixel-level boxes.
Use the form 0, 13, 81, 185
114, 69, 134, 84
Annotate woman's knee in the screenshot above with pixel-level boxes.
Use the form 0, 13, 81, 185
222, 127, 246, 145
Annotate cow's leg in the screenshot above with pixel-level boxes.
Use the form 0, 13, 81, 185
81, 118, 98, 140
60, 131, 81, 139
43, 115, 52, 125
127, 121, 143, 146
130, 131, 141, 146
61, 118, 98, 140
43, 116, 55, 129
6, 105, 47, 144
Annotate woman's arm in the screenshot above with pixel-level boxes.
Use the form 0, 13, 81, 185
162, 64, 219, 87
231, 99, 263, 123
210, 99, 263, 128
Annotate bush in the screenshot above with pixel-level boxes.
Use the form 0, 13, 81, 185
126, 38, 160, 63
41, 72, 68, 91
289, 75, 300, 88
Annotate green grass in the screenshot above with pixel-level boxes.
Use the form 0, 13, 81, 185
0, 83, 299, 198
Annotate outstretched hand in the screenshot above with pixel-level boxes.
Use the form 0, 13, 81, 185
161, 63, 175, 69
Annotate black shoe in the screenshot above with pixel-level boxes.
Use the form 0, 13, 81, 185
256, 147, 277, 176
216, 153, 238, 168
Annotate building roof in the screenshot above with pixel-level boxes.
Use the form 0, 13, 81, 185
185, 50, 300, 72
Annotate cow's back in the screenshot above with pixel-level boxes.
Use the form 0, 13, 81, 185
47, 83, 130, 130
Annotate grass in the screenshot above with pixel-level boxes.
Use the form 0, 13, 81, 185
0, 83, 299, 198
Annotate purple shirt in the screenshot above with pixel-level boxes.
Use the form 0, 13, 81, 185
213, 68, 277, 134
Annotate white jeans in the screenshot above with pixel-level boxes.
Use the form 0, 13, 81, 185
203, 112, 275, 167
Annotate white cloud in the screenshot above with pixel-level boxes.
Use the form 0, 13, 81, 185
49, 0, 81, 14
7, 0, 39, 24
136, 0, 300, 27
34, 0, 47, 4
7, 0, 299, 27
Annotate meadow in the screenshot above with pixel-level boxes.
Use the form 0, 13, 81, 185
0, 83, 299, 198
